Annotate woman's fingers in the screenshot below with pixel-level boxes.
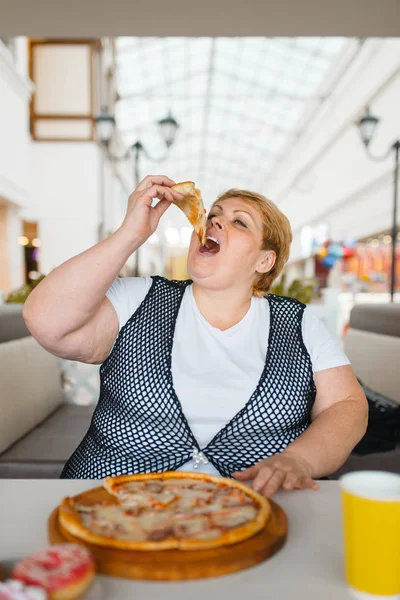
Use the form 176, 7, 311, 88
258, 469, 287, 498
253, 465, 288, 497
251, 461, 320, 498
233, 464, 260, 481
236, 456, 320, 498
121, 177, 183, 244
153, 198, 172, 220
251, 465, 274, 492
300, 476, 319, 491
140, 184, 182, 206
282, 472, 298, 491
136, 175, 176, 192
146, 185, 185, 224
282, 473, 319, 492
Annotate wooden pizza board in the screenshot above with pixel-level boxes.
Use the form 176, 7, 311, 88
48, 487, 288, 581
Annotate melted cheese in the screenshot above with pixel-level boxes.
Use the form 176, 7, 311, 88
211, 506, 258, 529
81, 478, 260, 542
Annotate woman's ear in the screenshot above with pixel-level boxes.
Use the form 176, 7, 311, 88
256, 250, 276, 274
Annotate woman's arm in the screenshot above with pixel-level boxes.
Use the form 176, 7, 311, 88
23, 228, 136, 363
282, 365, 368, 477
234, 365, 368, 497
23, 175, 182, 363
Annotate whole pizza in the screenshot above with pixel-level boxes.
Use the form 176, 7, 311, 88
59, 472, 271, 551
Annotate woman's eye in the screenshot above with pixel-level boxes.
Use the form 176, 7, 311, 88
207, 214, 247, 227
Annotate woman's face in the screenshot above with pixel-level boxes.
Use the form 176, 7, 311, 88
187, 197, 275, 292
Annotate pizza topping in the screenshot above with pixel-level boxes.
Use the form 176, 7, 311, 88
192, 497, 210, 508
190, 482, 218, 493
114, 482, 176, 508
79, 505, 147, 541
223, 499, 257, 508
178, 488, 215, 509
145, 481, 164, 493
193, 528, 223, 541
123, 507, 142, 517
64, 473, 270, 550
163, 479, 194, 489
76, 498, 260, 543
211, 505, 258, 529
172, 516, 210, 539
219, 490, 255, 507
138, 510, 172, 532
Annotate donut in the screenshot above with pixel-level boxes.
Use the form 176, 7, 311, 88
11, 544, 95, 600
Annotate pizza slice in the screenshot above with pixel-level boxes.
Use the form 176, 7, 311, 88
171, 181, 207, 245
103, 479, 177, 509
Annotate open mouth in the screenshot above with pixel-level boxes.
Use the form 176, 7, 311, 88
199, 236, 220, 254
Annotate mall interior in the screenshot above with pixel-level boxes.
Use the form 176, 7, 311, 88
0, 33, 399, 478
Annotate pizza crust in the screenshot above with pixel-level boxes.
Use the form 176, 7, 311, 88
59, 472, 271, 552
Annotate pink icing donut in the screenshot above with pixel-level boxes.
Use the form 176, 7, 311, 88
12, 544, 95, 600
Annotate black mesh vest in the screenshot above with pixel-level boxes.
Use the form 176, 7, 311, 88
61, 276, 316, 479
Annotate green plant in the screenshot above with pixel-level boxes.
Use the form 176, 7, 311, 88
271, 274, 317, 304
5, 274, 46, 304
5, 270, 124, 304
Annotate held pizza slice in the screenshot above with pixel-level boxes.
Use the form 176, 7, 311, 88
171, 181, 207, 245
58, 471, 271, 551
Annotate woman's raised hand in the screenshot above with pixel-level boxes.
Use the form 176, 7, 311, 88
233, 452, 319, 498
120, 175, 183, 245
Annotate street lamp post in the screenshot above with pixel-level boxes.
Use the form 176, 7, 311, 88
94, 108, 179, 275
357, 107, 400, 302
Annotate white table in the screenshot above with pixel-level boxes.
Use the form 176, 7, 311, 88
0, 480, 350, 599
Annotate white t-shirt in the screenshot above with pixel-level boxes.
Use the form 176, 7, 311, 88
105, 277, 350, 475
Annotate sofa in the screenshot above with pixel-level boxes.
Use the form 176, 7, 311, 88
0, 304, 94, 478
0, 301, 399, 479
331, 302, 400, 478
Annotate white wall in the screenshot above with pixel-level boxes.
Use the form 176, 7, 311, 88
26, 141, 164, 277
0, 36, 164, 288
27, 143, 102, 274
0, 39, 33, 291
102, 153, 130, 236
0, 39, 33, 209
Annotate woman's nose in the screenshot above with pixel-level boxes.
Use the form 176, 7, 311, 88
210, 215, 223, 229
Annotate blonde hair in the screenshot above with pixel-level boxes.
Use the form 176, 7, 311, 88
213, 189, 292, 297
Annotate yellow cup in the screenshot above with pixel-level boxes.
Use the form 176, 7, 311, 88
340, 471, 400, 599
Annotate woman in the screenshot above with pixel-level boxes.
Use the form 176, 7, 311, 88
23, 175, 368, 498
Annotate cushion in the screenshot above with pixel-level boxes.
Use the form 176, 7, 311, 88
0, 336, 64, 454
349, 303, 400, 338
331, 447, 400, 479
0, 304, 30, 343
59, 359, 100, 406
344, 328, 400, 405
0, 404, 95, 478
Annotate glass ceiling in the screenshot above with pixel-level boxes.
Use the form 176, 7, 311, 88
115, 37, 347, 209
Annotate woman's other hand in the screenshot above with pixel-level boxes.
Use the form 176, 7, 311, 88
120, 175, 184, 246
233, 452, 319, 498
